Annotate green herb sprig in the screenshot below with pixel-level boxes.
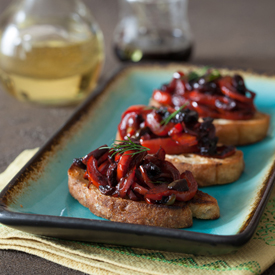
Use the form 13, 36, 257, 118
160, 103, 188, 126
206, 69, 221, 82
100, 137, 150, 157
188, 66, 221, 82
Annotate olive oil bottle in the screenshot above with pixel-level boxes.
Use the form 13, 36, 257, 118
0, 0, 104, 105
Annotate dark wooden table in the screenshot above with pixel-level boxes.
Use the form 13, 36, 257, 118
0, 0, 274, 274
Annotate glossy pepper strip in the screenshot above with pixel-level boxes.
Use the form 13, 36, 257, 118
152, 90, 173, 106
118, 105, 145, 138
117, 150, 147, 180
87, 156, 109, 188
218, 76, 255, 103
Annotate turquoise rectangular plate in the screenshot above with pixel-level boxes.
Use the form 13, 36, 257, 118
0, 64, 274, 255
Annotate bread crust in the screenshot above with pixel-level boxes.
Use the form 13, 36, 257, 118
188, 190, 220, 220
213, 112, 270, 146
68, 164, 220, 228
149, 97, 270, 146
165, 150, 244, 187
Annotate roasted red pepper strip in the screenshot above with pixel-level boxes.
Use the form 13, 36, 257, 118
141, 137, 199, 155
98, 160, 109, 175
145, 111, 174, 136
168, 122, 184, 136
152, 90, 173, 106
87, 156, 108, 188
172, 94, 189, 107
188, 91, 217, 107
190, 102, 220, 119
131, 182, 148, 196
118, 105, 145, 138
170, 133, 198, 146
218, 76, 254, 103
119, 112, 140, 138
116, 150, 146, 181
117, 150, 135, 181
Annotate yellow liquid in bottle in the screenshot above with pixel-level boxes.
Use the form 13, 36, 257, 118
0, 29, 104, 105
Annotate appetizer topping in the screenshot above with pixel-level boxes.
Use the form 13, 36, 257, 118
118, 105, 235, 158
152, 69, 256, 120
75, 144, 198, 205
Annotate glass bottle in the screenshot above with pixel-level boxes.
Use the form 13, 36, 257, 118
113, 0, 193, 62
0, 0, 104, 105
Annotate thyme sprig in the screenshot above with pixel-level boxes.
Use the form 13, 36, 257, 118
100, 137, 150, 157
160, 103, 188, 126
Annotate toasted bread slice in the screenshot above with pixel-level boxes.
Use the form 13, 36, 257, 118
116, 131, 244, 187
165, 150, 244, 187
213, 112, 270, 146
149, 97, 270, 146
68, 164, 220, 228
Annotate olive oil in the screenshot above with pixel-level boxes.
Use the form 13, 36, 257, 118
0, 0, 104, 105
0, 37, 104, 105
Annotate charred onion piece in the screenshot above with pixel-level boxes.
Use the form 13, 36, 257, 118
116, 167, 136, 198
82, 145, 109, 165
87, 156, 109, 188
106, 162, 117, 186
168, 179, 189, 191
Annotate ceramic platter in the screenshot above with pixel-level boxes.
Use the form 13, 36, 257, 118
0, 64, 275, 255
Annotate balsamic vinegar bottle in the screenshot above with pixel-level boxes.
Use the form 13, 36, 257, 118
113, 0, 193, 62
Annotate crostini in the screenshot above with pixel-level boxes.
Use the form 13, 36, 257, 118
150, 69, 270, 146
116, 105, 244, 186
68, 143, 220, 228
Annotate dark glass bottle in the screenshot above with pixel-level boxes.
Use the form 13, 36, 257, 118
113, 0, 193, 62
